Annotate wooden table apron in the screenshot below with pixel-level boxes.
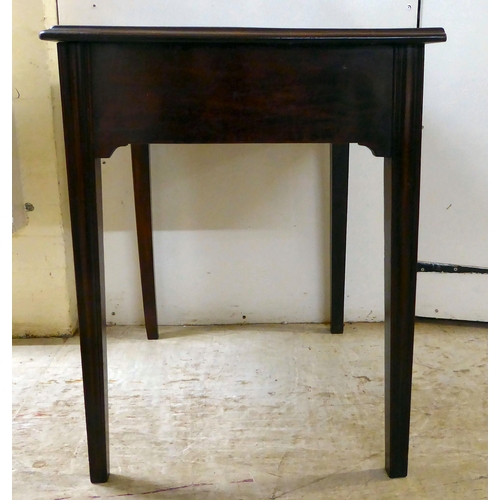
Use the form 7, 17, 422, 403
39, 26, 446, 484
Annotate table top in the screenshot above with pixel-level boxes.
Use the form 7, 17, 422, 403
39, 26, 446, 45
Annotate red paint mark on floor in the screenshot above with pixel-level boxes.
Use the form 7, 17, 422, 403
114, 483, 213, 496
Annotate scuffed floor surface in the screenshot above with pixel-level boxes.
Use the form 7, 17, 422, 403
12, 322, 487, 499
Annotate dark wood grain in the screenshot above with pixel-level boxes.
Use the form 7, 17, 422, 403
90, 43, 394, 158
384, 45, 425, 478
57, 42, 109, 484
131, 144, 159, 340
330, 144, 349, 334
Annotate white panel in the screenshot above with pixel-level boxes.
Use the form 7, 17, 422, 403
416, 273, 487, 322
419, 0, 487, 267
416, 0, 487, 320
58, 0, 417, 28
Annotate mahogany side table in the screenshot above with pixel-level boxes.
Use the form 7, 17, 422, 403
39, 26, 446, 484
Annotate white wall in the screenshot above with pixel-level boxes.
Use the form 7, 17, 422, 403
12, 123, 27, 233
12, 0, 78, 337
101, 144, 386, 325
47, 0, 487, 327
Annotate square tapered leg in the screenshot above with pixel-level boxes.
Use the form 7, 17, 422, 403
58, 42, 110, 484
330, 144, 349, 334
131, 144, 159, 340
384, 45, 425, 478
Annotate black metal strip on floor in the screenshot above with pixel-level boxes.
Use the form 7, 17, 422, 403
417, 262, 488, 274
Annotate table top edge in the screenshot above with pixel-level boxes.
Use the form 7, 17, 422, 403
39, 26, 447, 44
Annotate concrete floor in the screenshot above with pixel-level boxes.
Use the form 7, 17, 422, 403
12, 322, 487, 499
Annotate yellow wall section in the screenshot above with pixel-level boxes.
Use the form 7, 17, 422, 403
12, 0, 77, 337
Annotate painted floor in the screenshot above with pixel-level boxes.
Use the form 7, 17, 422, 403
12, 322, 487, 499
